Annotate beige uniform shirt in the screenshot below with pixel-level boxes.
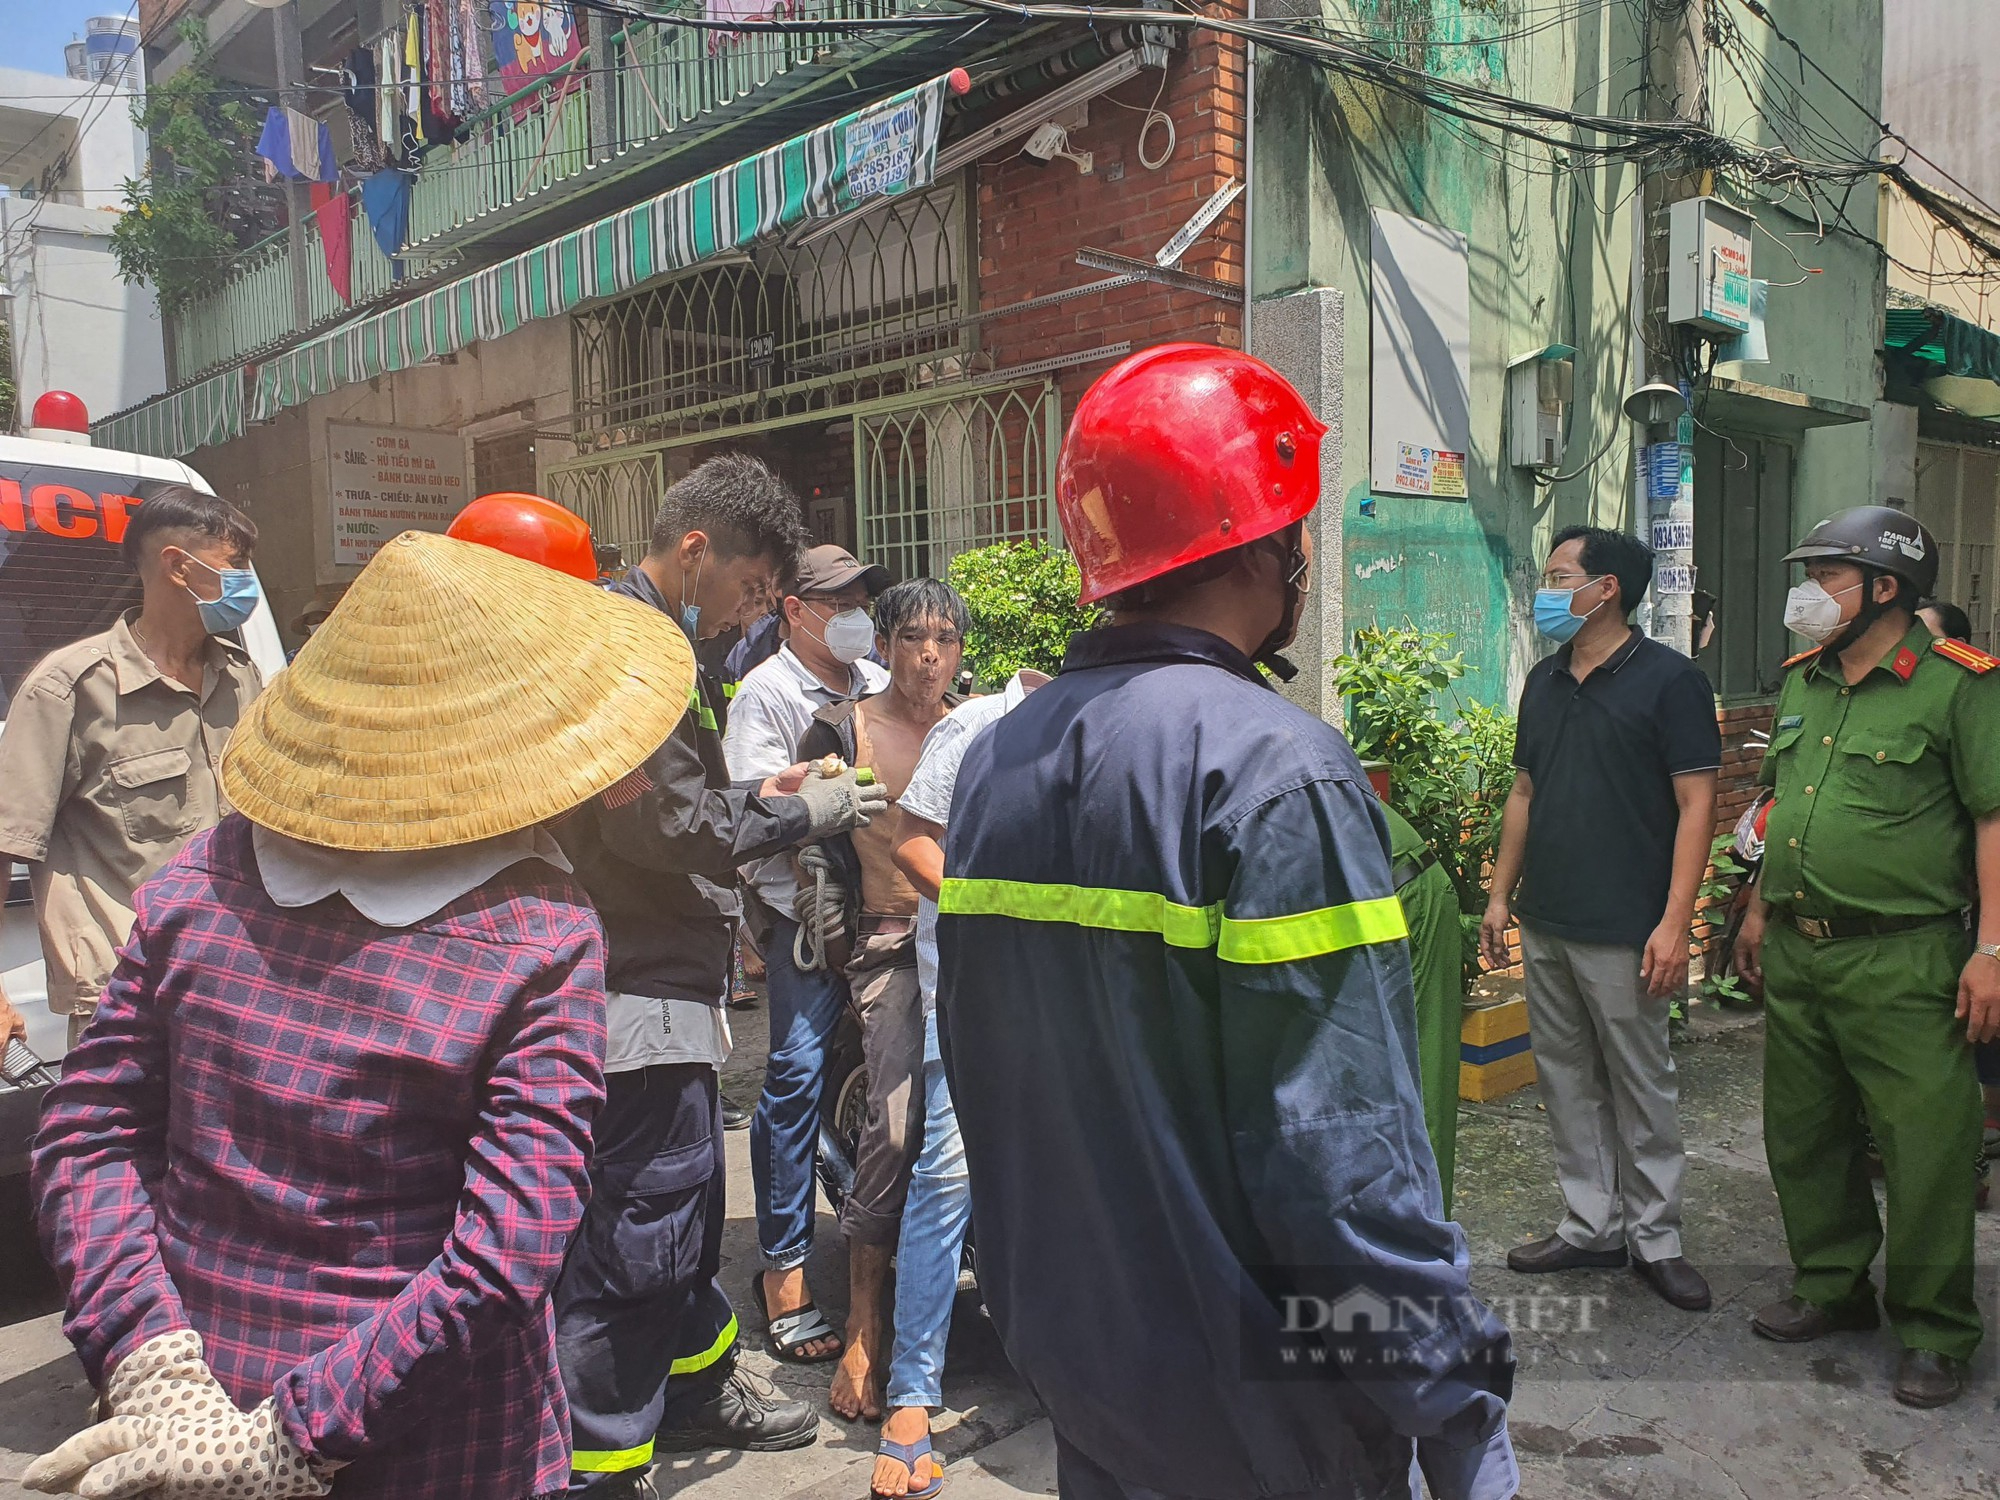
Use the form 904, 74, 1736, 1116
0, 611, 263, 1015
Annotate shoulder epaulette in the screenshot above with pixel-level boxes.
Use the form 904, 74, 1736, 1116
1780, 645, 1822, 669
1932, 637, 1999, 673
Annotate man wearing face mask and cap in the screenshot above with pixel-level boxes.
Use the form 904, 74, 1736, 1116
936, 346, 1518, 1500
725, 543, 892, 1365
1734, 506, 2000, 1409
1481, 526, 1720, 1315
0, 483, 264, 1049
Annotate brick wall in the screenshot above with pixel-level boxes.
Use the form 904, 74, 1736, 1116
974, 16, 1246, 410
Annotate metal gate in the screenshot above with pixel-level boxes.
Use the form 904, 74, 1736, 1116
855, 381, 1062, 580
545, 378, 1062, 578
1913, 439, 1998, 651
544, 448, 667, 562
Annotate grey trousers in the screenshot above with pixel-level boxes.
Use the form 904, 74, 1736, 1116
1519, 921, 1686, 1260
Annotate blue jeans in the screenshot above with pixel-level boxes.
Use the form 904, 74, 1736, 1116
885, 1009, 972, 1410
752, 914, 850, 1270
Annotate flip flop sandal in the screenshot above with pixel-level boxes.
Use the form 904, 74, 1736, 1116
872, 1434, 945, 1500
752, 1273, 845, 1364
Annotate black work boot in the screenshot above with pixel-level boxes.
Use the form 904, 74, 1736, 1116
578, 1472, 658, 1499
657, 1356, 818, 1453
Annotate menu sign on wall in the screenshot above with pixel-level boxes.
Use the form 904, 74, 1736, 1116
329, 422, 469, 567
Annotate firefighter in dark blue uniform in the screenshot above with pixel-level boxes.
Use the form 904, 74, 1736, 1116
937, 348, 1517, 1500
448, 478, 890, 1495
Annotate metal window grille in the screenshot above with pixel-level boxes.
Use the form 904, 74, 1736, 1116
569, 176, 968, 444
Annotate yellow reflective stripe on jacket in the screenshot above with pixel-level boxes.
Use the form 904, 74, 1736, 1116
938, 877, 1221, 948
1216, 895, 1408, 963
571, 1441, 654, 1474
940, 879, 1409, 961
689, 682, 719, 732
669, 1313, 739, 1376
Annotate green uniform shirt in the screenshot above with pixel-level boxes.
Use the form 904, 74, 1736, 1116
1759, 624, 2000, 919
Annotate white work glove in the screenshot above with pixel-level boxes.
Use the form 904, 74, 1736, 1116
23, 1332, 333, 1500
100, 1329, 228, 1418
793, 768, 892, 840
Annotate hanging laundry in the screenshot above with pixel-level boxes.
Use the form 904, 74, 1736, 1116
458, 0, 488, 109
360, 167, 413, 279
286, 107, 326, 180
256, 108, 338, 183
377, 32, 400, 154
405, 9, 426, 142
310, 182, 352, 304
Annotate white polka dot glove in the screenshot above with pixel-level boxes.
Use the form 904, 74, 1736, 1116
102, 1330, 228, 1418
22, 1333, 333, 1499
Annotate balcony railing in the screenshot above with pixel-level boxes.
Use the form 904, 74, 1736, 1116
404, 0, 912, 252
166, 0, 936, 386
168, 184, 413, 386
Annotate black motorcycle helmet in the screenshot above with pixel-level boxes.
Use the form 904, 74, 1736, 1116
1783, 506, 1940, 597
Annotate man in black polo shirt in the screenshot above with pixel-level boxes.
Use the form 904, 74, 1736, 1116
1480, 525, 1720, 1312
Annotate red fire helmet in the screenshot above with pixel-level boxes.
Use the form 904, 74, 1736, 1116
446, 492, 597, 581
1056, 344, 1326, 605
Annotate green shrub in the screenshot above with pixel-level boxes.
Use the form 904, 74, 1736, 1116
1332, 626, 1516, 979
945, 541, 1102, 687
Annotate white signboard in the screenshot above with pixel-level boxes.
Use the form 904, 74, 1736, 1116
329, 422, 469, 568
1370, 210, 1473, 502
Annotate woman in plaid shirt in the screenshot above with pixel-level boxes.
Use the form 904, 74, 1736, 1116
22, 531, 697, 1500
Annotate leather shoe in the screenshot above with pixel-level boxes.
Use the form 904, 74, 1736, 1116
721, 1098, 752, 1132
1750, 1295, 1879, 1343
1634, 1255, 1711, 1311
658, 1364, 818, 1452
1892, 1348, 1965, 1408
1506, 1233, 1627, 1273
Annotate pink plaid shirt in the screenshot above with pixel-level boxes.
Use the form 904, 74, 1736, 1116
33, 816, 608, 1500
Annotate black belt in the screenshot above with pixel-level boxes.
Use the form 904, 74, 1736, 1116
1392, 850, 1438, 892
1781, 910, 1964, 942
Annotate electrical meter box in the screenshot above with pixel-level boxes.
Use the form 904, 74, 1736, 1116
1507, 345, 1575, 470
1668, 196, 1755, 335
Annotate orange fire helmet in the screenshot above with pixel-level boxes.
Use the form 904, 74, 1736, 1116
446, 492, 597, 581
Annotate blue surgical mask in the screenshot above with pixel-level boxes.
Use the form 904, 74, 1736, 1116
679, 546, 706, 640
185, 555, 261, 636
1533, 579, 1604, 643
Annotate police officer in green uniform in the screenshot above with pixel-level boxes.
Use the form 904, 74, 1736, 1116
1382, 802, 1464, 1207
1735, 505, 2000, 1409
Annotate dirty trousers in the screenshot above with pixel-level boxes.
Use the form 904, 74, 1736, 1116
840, 921, 926, 1245
1762, 919, 1982, 1360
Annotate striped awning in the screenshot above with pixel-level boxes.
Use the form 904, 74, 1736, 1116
93, 367, 244, 458
94, 72, 953, 457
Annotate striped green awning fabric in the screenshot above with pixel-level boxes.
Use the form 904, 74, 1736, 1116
88, 73, 952, 460
93, 367, 244, 460
249, 73, 952, 425
937, 878, 1410, 965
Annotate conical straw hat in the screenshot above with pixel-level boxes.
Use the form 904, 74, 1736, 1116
222, 529, 696, 851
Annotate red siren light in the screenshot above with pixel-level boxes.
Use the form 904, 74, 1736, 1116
31, 390, 90, 433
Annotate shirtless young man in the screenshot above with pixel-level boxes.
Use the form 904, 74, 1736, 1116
797, 578, 966, 1422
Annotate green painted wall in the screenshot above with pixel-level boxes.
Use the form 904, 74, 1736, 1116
1252, 0, 1886, 706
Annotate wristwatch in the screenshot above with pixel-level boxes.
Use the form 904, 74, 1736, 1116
1978, 943, 2000, 961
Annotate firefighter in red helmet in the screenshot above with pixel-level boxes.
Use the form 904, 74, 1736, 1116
447, 492, 600, 581
934, 345, 1517, 1500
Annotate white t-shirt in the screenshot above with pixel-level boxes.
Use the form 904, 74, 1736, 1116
899, 671, 1044, 1014
722, 645, 888, 920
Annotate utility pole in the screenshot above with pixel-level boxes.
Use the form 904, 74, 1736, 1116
1634, 0, 1706, 656
272, 0, 313, 331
